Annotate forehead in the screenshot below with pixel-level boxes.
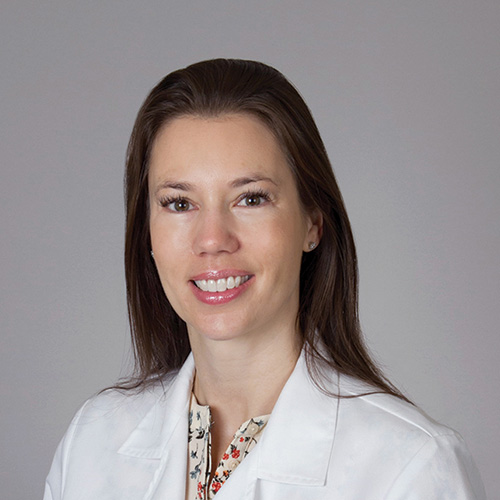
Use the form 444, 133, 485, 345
148, 114, 291, 182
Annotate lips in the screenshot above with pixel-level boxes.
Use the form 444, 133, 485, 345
189, 270, 253, 305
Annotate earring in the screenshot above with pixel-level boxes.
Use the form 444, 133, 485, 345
308, 242, 317, 250
150, 250, 155, 258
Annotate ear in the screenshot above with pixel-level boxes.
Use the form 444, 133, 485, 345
303, 209, 323, 252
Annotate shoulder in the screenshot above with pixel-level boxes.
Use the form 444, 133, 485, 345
84, 371, 178, 415
43, 373, 179, 500
44, 360, 196, 499
324, 375, 486, 497
66, 371, 179, 446
305, 350, 457, 441
336, 374, 459, 446
87, 374, 177, 413
335, 376, 485, 491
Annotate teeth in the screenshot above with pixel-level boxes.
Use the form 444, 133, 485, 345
216, 279, 225, 292
194, 275, 250, 292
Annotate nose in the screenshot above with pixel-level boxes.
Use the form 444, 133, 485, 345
192, 208, 240, 256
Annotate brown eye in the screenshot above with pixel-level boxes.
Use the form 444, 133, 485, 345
237, 190, 271, 208
244, 195, 262, 206
161, 197, 193, 212
173, 199, 190, 211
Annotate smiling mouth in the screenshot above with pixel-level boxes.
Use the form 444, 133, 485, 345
193, 275, 251, 292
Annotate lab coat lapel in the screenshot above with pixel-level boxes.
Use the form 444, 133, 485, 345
255, 351, 339, 486
117, 354, 195, 500
214, 351, 340, 500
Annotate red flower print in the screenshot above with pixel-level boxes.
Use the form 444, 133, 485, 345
239, 437, 244, 442
212, 481, 222, 492
222, 453, 229, 460
231, 449, 240, 459
197, 482, 203, 491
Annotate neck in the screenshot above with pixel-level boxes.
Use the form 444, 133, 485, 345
190, 328, 301, 425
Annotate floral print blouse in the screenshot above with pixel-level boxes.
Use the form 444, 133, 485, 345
187, 393, 269, 499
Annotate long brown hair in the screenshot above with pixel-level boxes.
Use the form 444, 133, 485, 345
124, 58, 407, 400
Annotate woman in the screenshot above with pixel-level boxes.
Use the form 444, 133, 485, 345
44, 59, 485, 499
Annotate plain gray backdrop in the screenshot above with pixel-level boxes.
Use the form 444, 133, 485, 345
1, 1, 499, 498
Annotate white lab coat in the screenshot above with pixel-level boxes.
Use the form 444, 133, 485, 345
44, 351, 486, 499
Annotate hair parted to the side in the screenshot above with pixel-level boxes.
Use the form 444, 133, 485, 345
124, 58, 408, 401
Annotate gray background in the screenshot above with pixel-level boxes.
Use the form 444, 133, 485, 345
1, 1, 499, 498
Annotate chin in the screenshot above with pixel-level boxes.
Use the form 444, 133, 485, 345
187, 316, 255, 344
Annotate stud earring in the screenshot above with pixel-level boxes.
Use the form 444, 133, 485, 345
308, 242, 317, 250
150, 250, 155, 258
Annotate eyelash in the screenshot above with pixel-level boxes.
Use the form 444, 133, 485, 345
237, 188, 272, 207
159, 195, 193, 212
159, 189, 272, 212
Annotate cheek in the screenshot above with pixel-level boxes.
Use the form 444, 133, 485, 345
249, 217, 305, 276
150, 225, 189, 288
151, 216, 190, 254
274, 210, 309, 248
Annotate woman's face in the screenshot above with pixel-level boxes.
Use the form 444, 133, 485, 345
148, 114, 321, 347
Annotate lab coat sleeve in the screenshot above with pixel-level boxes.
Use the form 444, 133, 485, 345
43, 401, 90, 500
385, 433, 486, 500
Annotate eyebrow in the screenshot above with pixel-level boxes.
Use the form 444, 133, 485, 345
154, 181, 194, 195
229, 175, 278, 188
154, 174, 277, 195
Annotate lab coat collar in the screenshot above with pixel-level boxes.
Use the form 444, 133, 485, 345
117, 355, 195, 500
254, 351, 339, 485
117, 354, 195, 459
117, 348, 340, 490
